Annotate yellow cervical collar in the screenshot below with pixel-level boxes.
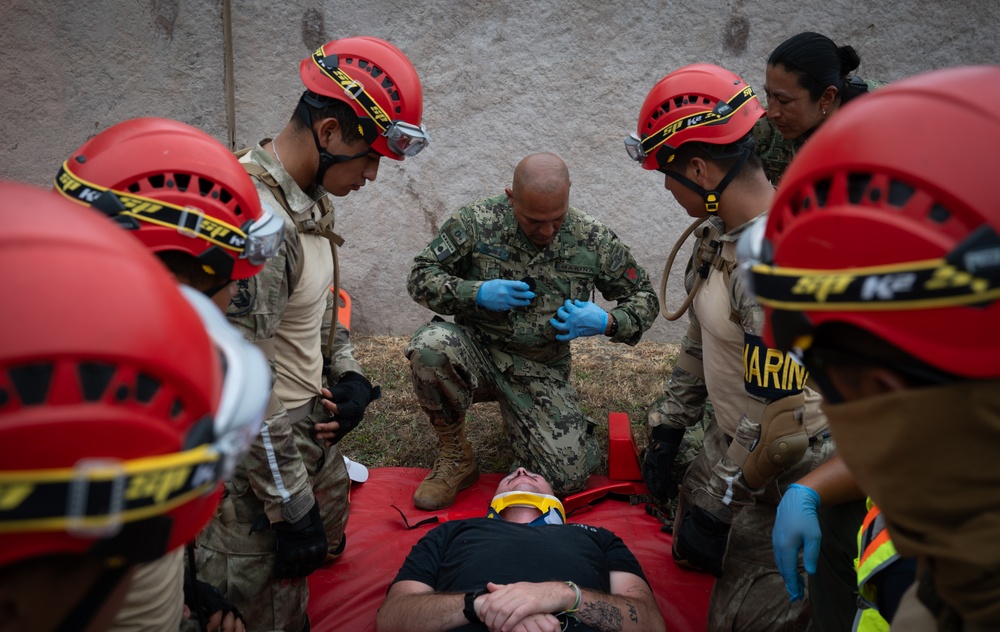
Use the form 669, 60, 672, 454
489, 491, 566, 523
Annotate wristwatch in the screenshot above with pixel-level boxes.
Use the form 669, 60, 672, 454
606, 313, 619, 337
463, 587, 488, 623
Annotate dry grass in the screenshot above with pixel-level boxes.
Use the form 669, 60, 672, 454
339, 335, 680, 475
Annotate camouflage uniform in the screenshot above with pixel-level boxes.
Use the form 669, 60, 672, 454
646, 214, 834, 631
196, 141, 359, 632
407, 194, 658, 494
752, 118, 809, 187
754, 78, 886, 186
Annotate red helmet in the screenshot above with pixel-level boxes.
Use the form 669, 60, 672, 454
627, 63, 765, 171
0, 181, 267, 568
751, 66, 1000, 379
56, 117, 283, 281
300, 36, 427, 160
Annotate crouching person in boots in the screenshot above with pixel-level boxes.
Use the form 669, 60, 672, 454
405, 152, 658, 509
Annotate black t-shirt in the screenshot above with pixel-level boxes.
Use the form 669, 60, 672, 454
391, 518, 648, 631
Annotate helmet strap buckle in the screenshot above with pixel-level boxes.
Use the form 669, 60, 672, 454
664, 145, 752, 215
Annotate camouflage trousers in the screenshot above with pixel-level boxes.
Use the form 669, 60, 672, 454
196, 396, 350, 632
678, 418, 836, 632
672, 401, 713, 487
405, 320, 600, 495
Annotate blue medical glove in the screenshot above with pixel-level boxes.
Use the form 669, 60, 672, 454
476, 279, 535, 311
773, 483, 822, 601
549, 300, 609, 341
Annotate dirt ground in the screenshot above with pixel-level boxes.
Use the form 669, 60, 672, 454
337, 334, 680, 475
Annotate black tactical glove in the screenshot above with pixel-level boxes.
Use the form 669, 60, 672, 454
642, 426, 687, 502
273, 502, 328, 579
673, 505, 731, 578
183, 572, 246, 630
326, 372, 381, 445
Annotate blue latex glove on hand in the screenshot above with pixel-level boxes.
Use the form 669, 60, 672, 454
476, 279, 535, 312
549, 300, 609, 341
773, 483, 822, 601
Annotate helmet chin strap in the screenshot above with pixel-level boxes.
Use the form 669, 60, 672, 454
295, 95, 371, 185
663, 145, 752, 214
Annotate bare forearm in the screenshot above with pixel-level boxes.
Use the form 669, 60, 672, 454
797, 454, 865, 506
376, 592, 466, 632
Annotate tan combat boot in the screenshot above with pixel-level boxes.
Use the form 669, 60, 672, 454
413, 424, 479, 510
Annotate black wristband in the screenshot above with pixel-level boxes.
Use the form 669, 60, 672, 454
463, 588, 487, 623
607, 313, 619, 337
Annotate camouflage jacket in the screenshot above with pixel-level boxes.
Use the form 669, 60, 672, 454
753, 118, 808, 187
223, 141, 362, 524
754, 78, 886, 186
408, 194, 658, 376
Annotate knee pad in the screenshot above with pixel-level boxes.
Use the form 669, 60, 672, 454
728, 392, 808, 489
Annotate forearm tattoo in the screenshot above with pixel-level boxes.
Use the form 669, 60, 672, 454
580, 601, 623, 632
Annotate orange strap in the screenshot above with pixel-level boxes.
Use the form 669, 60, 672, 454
332, 287, 352, 330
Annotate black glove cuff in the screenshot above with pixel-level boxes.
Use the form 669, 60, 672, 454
280, 501, 322, 532
651, 425, 686, 446
338, 371, 371, 387
336, 371, 381, 401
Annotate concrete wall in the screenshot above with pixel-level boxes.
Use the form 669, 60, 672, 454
4, 0, 998, 342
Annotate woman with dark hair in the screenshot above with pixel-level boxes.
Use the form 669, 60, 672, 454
757, 33, 908, 632
754, 31, 883, 184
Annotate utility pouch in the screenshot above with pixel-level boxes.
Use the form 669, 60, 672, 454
218, 495, 237, 527
728, 391, 808, 488
673, 505, 731, 578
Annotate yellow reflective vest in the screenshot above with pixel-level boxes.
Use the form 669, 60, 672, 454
853, 500, 900, 631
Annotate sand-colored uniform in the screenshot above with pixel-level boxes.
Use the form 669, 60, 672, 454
196, 142, 359, 632
647, 214, 834, 631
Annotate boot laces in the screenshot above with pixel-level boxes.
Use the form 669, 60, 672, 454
428, 436, 468, 480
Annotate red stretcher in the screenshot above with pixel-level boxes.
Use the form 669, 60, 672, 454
306, 414, 713, 631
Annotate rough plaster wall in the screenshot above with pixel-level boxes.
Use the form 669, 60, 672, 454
3, 1, 998, 343
1, 1, 229, 171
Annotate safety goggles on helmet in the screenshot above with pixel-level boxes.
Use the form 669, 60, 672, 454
624, 85, 759, 163
383, 120, 430, 157
309, 49, 429, 158
0, 286, 268, 551
241, 200, 285, 265
55, 162, 284, 266
487, 491, 566, 525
